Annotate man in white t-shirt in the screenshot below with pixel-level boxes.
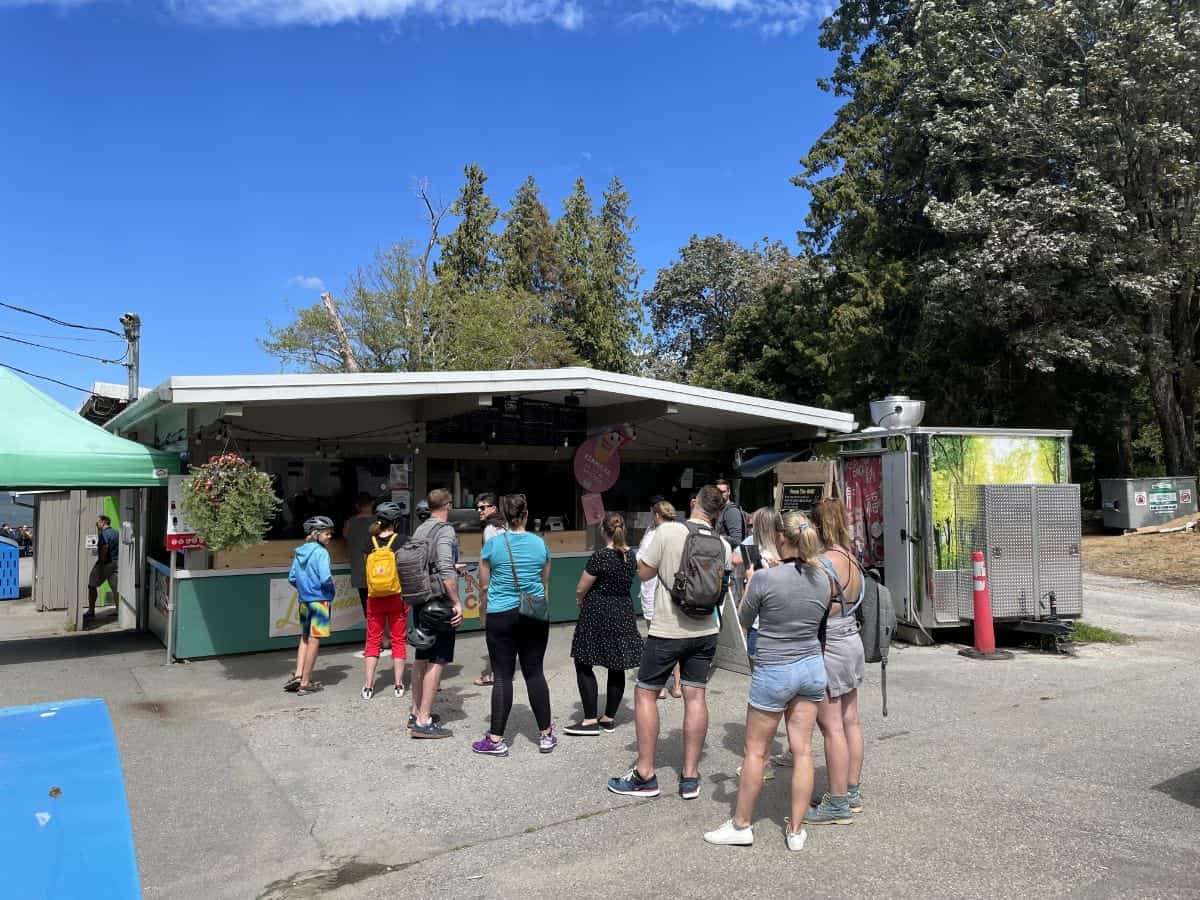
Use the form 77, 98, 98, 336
608, 484, 731, 801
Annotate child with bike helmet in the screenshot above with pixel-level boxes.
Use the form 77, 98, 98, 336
285, 515, 336, 696
360, 501, 409, 701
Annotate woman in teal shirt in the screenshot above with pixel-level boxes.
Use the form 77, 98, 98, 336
473, 494, 555, 757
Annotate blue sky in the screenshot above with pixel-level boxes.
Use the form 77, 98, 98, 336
0, 0, 840, 407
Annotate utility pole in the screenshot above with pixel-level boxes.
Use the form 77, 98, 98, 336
119, 312, 141, 408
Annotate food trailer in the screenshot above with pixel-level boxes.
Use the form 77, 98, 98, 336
105, 367, 856, 660
829, 397, 1081, 643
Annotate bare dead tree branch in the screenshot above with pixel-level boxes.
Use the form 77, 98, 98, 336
320, 291, 362, 373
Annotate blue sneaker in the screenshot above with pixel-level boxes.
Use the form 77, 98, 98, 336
679, 775, 702, 800
608, 767, 660, 797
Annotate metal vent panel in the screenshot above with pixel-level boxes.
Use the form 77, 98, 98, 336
1034, 484, 1083, 615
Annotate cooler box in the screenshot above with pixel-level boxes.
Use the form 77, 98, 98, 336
0, 535, 19, 600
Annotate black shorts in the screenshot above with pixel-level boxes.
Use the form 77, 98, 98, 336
415, 628, 456, 665
636, 633, 718, 691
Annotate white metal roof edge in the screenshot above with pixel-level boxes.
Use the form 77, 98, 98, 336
828, 425, 1073, 441
118, 367, 857, 433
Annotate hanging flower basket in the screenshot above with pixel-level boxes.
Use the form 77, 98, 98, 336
179, 453, 281, 552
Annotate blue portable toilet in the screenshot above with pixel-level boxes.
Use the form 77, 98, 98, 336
0, 536, 19, 600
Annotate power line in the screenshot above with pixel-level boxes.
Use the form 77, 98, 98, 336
0, 301, 124, 338
0, 362, 91, 393
0, 333, 127, 365
5, 329, 126, 345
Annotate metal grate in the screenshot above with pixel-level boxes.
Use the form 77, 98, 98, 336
1034, 485, 1083, 616
953, 484, 1083, 621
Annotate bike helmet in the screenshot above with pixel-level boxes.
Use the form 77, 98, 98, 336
303, 515, 335, 534
414, 499, 431, 521
418, 597, 455, 633
374, 501, 404, 523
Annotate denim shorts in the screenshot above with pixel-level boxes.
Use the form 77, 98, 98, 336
748, 655, 827, 712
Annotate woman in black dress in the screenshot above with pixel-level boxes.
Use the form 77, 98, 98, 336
565, 513, 644, 736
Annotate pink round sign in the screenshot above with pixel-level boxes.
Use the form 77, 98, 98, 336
573, 433, 624, 493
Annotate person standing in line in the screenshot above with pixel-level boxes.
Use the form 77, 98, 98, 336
636, 499, 681, 699
84, 515, 120, 622
473, 494, 556, 757
565, 513, 644, 736
473, 492, 505, 687
715, 478, 746, 595
359, 502, 408, 701
284, 516, 337, 696
344, 493, 376, 620
808, 498, 867, 823
704, 510, 833, 851
408, 489, 463, 739
608, 484, 731, 800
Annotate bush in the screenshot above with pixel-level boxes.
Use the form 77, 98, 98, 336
180, 454, 281, 552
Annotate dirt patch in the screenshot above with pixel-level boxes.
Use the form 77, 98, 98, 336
128, 700, 173, 718
1082, 532, 1200, 587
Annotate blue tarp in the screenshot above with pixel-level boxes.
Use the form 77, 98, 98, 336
0, 698, 141, 899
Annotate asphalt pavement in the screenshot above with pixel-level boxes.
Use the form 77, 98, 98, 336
1, 573, 1197, 899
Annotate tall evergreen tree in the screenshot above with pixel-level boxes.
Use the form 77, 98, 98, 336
437, 162, 500, 292
554, 178, 597, 359
589, 177, 642, 374
499, 176, 561, 296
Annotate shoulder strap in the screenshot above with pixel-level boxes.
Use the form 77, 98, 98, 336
371, 536, 381, 551
501, 531, 522, 594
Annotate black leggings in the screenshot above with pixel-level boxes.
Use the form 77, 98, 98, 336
485, 609, 551, 736
575, 661, 624, 720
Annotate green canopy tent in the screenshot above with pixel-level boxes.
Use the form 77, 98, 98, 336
0, 367, 178, 489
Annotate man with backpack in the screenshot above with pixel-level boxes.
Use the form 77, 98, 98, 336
715, 478, 746, 596
407, 488, 463, 739
608, 484, 731, 800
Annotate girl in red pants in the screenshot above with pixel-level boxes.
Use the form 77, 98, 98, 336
361, 504, 408, 700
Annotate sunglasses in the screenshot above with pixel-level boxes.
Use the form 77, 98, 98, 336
476, 504, 492, 512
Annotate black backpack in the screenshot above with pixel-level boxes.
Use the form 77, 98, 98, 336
660, 521, 727, 619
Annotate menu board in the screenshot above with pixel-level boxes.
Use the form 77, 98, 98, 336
780, 483, 824, 512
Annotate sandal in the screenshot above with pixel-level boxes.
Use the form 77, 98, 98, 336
473, 675, 495, 686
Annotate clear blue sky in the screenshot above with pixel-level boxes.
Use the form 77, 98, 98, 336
0, 0, 840, 407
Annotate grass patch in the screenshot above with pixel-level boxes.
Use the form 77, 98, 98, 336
1071, 622, 1133, 645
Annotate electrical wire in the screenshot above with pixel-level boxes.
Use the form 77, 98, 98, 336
0, 301, 125, 338
4, 329, 126, 344
0, 362, 91, 393
0, 333, 128, 365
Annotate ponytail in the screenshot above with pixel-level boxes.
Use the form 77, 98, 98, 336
602, 512, 629, 552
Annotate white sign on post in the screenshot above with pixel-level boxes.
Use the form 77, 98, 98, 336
268, 574, 365, 637
166, 474, 205, 551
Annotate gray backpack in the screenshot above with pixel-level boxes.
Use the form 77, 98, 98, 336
395, 522, 450, 607
828, 555, 897, 717
856, 564, 896, 717
660, 521, 727, 619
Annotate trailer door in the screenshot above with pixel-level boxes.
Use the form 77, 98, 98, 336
882, 450, 913, 623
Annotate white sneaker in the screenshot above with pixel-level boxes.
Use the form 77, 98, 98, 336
360, 686, 373, 701
394, 685, 405, 699
784, 819, 808, 852
703, 819, 753, 846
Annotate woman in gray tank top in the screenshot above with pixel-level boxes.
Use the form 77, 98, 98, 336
808, 498, 867, 824
704, 510, 833, 852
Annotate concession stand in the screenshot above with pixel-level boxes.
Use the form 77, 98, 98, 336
104, 367, 856, 660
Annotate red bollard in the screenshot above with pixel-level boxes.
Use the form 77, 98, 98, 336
958, 550, 1013, 661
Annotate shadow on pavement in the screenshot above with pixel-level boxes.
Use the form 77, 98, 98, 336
0, 630, 160, 666
1153, 768, 1200, 810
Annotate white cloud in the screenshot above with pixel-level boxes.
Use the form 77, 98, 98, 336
288, 275, 327, 291
165, 0, 586, 29
6, 0, 824, 35
654, 0, 828, 35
